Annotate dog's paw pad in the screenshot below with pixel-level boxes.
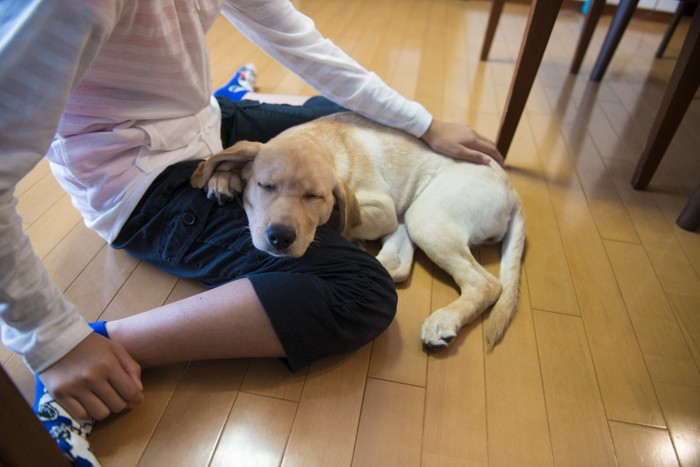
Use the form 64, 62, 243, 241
422, 335, 455, 352
421, 325, 456, 351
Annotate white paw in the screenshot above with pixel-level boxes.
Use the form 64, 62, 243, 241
421, 310, 460, 351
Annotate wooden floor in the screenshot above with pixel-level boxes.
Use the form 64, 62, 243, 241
5, 1, 700, 465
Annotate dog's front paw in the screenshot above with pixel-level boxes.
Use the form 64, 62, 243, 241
206, 171, 243, 204
421, 311, 460, 351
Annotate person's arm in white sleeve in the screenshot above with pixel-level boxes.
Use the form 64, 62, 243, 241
221, 0, 504, 166
0, 0, 143, 420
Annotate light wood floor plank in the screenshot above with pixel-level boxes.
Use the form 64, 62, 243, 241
353, 378, 424, 467
608, 421, 679, 467
209, 391, 297, 467
526, 114, 664, 426
42, 222, 106, 292
138, 360, 248, 467
25, 194, 82, 260
605, 158, 700, 298
653, 381, 700, 467
422, 268, 487, 465
605, 240, 700, 388
667, 293, 700, 370
533, 310, 617, 466
552, 84, 641, 244
91, 364, 186, 466
241, 359, 307, 402
385, 0, 430, 101
281, 346, 371, 467
369, 251, 431, 387
99, 261, 178, 321
505, 118, 580, 316
16, 173, 65, 226
482, 262, 553, 467
64, 247, 139, 322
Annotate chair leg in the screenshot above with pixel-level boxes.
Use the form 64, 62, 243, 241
496, 0, 563, 157
0, 368, 70, 466
590, 0, 640, 81
480, 0, 506, 61
677, 182, 700, 232
631, 6, 700, 189
570, 0, 606, 73
656, 1, 686, 58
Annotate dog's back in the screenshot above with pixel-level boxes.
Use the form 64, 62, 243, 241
281, 112, 525, 350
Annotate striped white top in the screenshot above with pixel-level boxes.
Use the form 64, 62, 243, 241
0, 0, 432, 372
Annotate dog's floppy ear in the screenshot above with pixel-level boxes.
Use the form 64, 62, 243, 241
190, 141, 263, 189
330, 177, 361, 237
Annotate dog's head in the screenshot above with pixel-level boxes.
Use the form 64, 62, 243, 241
191, 136, 361, 257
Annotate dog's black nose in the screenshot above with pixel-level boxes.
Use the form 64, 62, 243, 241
266, 224, 297, 250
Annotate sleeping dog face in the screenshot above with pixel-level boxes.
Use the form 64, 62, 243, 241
191, 136, 360, 257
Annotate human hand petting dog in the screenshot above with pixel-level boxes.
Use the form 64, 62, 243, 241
38, 333, 144, 420
420, 119, 505, 167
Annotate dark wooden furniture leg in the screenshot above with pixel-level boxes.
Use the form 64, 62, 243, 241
495, 0, 563, 157
0, 368, 70, 466
656, 1, 686, 58
570, 0, 606, 73
631, 6, 700, 190
590, 0, 640, 81
480, 0, 506, 60
677, 182, 700, 231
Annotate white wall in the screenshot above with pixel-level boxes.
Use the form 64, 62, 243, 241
576, 0, 679, 13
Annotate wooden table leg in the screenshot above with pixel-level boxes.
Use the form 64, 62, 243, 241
480, 0, 506, 60
496, 0, 564, 157
570, 0, 606, 73
0, 368, 70, 466
631, 6, 700, 189
590, 0, 640, 81
656, 1, 686, 58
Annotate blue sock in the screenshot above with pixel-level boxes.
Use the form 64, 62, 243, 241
213, 63, 257, 102
33, 322, 108, 466
88, 321, 108, 338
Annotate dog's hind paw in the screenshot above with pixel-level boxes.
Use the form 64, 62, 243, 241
422, 334, 454, 352
421, 314, 458, 351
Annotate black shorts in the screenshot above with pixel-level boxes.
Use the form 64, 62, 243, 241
112, 97, 397, 371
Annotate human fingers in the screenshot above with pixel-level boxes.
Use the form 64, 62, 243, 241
462, 134, 505, 167
53, 394, 91, 421
421, 120, 505, 166
109, 341, 145, 404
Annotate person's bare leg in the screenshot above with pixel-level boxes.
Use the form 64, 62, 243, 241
105, 278, 284, 368
246, 92, 312, 106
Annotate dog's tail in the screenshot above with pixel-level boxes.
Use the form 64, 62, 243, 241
485, 200, 525, 351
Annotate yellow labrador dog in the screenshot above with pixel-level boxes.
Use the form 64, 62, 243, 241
191, 112, 525, 350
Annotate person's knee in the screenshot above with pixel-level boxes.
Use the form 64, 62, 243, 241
303, 95, 347, 114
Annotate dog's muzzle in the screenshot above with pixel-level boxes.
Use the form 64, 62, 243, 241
265, 223, 297, 252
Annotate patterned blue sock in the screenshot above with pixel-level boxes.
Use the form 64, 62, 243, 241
213, 63, 257, 101
33, 323, 109, 466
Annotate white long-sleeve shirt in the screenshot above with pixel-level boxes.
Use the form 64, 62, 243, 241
0, 0, 432, 373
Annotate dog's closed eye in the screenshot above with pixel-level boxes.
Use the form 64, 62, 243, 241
257, 182, 278, 192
